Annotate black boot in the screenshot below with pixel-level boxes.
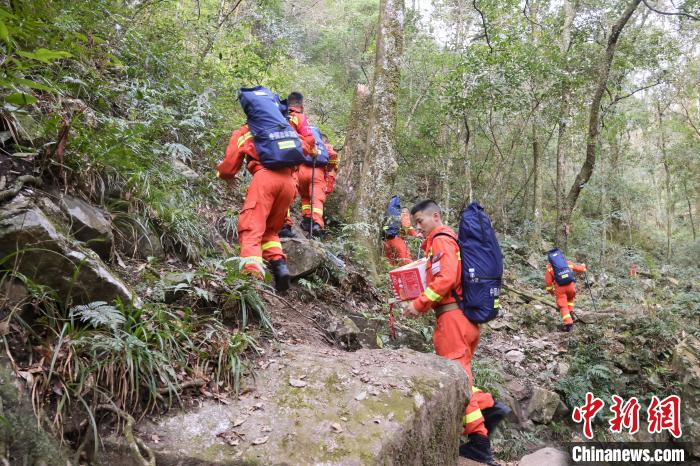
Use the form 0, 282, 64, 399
483, 401, 511, 434
563, 323, 574, 333
459, 433, 497, 465
267, 259, 290, 293
279, 224, 296, 238
311, 222, 322, 238
299, 217, 312, 235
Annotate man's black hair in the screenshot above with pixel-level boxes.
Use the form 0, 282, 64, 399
287, 92, 304, 107
410, 199, 441, 216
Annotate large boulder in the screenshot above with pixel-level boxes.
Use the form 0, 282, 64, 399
0, 194, 133, 305
59, 194, 113, 259
527, 386, 561, 424
281, 237, 327, 278
671, 336, 700, 457
102, 345, 470, 465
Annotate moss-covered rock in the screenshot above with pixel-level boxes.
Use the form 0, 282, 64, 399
101, 345, 469, 465
0, 355, 67, 464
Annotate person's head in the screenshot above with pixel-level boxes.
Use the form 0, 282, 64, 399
410, 200, 442, 235
287, 92, 304, 109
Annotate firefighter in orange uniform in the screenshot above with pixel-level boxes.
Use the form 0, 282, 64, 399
383, 230, 413, 266
216, 123, 297, 292
402, 200, 503, 465
545, 260, 587, 332
279, 92, 320, 238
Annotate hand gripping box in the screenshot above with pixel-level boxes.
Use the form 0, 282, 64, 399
389, 258, 428, 301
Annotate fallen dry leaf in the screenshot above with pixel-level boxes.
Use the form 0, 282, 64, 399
252, 436, 269, 445
331, 423, 343, 433
0, 320, 10, 337
151, 434, 160, 444
355, 391, 367, 401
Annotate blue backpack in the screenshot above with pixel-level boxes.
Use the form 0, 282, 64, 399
547, 248, 574, 285
238, 86, 306, 169
384, 195, 402, 237
303, 126, 329, 167
435, 202, 503, 323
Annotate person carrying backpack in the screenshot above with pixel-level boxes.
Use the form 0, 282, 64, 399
545, 248, 587, 332
217, 86, 308, 292
382, 196, 413, 266
402, 200, 507, 466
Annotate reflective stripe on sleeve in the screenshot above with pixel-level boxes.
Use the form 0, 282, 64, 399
237, 132, 253, 147
463, 409, 484, 425
562, 314, 571, 321
261, 241, 282, 251
312, 207, 323, 215
424, 287, 442, 302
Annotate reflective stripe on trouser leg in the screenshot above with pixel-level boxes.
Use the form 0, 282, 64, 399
240, 256, 264, 274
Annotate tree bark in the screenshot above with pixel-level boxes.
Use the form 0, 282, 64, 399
558, 0, 642, 242
334, 84, 371, 215
658, 104, 673, 262
348, 0, 405, 279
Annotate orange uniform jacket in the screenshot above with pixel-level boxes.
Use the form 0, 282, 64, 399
288, 106, 317, 156
324, 143, 338, 193
217, 124, 259, 178
411, 225, 462, 314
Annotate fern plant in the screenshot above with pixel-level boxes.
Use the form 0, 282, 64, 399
69, 301, 125, 330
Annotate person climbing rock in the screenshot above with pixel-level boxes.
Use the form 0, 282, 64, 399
401, 200, 500, 465
545, 248, 587, 332
323, 133, 339, 197
216, 122, 297, 292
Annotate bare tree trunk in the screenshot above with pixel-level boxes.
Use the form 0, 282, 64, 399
531, 122, 543, 240
684, 179, 696, 240
334, 84, 371, 216
658, 106, 672, 262
558, 0, 642, 237
349, 0, 405, 278
554, 0, 576, 246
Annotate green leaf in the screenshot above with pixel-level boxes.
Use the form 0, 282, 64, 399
12, 78, 54, 92
17, 48, 72, 63
0, 21, 8, 43
4, 92, 37, 105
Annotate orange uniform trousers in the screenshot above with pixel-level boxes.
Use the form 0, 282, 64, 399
554, 282, 576, 325
297, 164, 327, 228
238, 167, 297, 274
434, 310, 493, 437
384, 236, 412, 266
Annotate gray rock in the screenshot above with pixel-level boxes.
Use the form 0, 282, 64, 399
0, 355, 69, 465
114, 215, 165, 260
326, 316, 361, 350
281, 237, 326, 278
101, 345, 469, 465
640, 278, 655, 292
59, 195, 113, 259
0, 195, 133, 305
161, 271, 194, 303
671, 336, 700, 456
505, 349, 526, 364
519, 447, 568, 466
527, 386, 562, 424
173, 160, 200, 180
615, 353, 641, 374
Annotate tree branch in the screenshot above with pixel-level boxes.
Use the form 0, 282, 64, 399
641, 0, 699, 21
472, 0, 493, 53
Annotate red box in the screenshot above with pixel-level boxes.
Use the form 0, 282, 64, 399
389, 258, 428, 301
